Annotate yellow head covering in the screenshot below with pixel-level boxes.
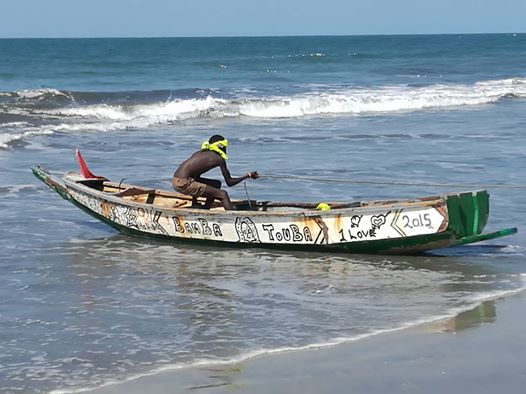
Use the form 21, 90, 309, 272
201, 138, 229, 160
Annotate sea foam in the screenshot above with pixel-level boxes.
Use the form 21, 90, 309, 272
39, 77, 526, 122
1, 78, 525, 148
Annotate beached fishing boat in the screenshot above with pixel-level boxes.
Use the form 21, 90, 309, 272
32, 153, 517, 255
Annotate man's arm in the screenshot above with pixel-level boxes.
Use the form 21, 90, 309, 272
220, 162, 258, 187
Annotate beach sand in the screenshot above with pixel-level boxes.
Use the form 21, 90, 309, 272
87, 291, 526, 394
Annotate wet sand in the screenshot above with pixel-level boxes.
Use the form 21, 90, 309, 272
86, 291, 526, 394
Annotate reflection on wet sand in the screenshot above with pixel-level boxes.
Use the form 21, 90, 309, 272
186, 364, 244, 391
421, 300, 497, 333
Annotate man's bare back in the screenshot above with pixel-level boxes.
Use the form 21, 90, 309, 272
173, 150, 225, 180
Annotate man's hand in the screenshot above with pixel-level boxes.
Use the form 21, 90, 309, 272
247, 171, 259, 179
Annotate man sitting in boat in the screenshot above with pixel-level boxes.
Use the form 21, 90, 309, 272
172, 135, 259, 210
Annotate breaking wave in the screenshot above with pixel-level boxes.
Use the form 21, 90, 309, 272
1, 78, 526, 148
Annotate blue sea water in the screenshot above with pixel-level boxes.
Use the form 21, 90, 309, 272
0, 34, 525, 393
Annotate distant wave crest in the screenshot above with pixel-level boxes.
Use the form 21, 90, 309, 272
33, 78, 526, 120
1, 78, 526, 148
3, 78, 526, 120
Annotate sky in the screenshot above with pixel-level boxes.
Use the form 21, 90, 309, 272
0, 0, 524, 38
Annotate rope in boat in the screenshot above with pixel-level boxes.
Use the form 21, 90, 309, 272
260, 174, 526, 189
243, 180, 253, 208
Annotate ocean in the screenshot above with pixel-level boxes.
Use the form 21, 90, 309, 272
0, 34, 525, 393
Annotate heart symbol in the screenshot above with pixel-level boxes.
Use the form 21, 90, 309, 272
371, 215, 386, 228
350, 216, 361, 228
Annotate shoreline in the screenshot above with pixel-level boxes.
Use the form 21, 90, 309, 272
81, 289, 526, 394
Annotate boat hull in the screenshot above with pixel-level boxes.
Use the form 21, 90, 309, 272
32, 166, 517, 255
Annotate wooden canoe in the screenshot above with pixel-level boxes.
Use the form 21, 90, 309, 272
31, 164, 517, 255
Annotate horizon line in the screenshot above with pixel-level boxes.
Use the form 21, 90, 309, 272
0, 32, 523, 40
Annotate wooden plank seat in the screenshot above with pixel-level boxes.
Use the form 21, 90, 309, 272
111, 187, 156, 198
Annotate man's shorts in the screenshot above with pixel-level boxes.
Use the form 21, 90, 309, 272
171, 177, 207, 198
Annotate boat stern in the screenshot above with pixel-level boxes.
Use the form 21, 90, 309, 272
445, 190, 489, 237
445, 190, 517, 247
